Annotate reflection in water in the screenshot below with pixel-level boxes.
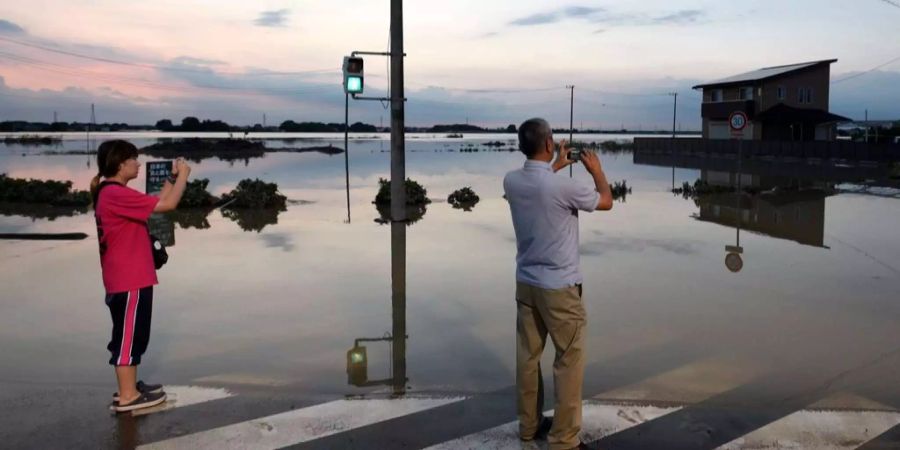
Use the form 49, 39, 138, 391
115, 415, 138, 450
375, 204, 426, 226
693, 170, 830, 249
167, 208, 214, 230
0, 202, 87, 221
221, 208, 284, 232
347, 221, 408, 395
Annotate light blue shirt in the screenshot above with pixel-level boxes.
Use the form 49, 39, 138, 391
503, 160, 600, 290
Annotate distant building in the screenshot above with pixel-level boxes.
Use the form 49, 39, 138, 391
693, 59, 850, 141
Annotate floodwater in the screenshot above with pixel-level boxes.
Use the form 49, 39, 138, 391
1, 132, 899, 412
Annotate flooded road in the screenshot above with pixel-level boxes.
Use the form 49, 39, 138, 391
1, 133, 899, 448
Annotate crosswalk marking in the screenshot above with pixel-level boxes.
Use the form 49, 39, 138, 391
138, 396, 465, 450
425, 401, 683, 450
128, 385, 234, 417
716, 409, 900, 450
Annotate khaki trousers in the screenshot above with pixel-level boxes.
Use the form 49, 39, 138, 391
516, 282, 586, 450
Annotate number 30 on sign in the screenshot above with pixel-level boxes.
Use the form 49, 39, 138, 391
729, 111, 748, 132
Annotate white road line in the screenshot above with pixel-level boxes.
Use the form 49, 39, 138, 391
425, 401, 683, 450
716, 409, 900, 450
130, 385, 235, 416
139, 396, 466, 450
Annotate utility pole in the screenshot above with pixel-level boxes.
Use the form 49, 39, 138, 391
669, 92, 678, 189
53, 111, 57, 123
390, 0, 406, 221
566, 85, 574, 177
263, 113, 267, 128
389, 0, 407, 397
865, 109, 869, 143
87, 103, 96, 152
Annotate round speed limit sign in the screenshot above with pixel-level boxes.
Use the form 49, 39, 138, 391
729, 111, 748, 132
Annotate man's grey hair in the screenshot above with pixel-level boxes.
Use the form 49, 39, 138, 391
518, 118, 551, 158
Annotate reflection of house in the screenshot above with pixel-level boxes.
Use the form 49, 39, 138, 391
695, 170, 828, 248
693, 59, 850, 141
696, 191, 827, 248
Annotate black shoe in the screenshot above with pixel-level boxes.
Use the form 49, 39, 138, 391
112, 380, 163, 402
521, 416, 553, 441
113, 391, 167, 413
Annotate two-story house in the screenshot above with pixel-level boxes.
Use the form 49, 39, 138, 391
693, 59, 850, 141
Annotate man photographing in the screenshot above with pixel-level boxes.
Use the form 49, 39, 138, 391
503, 118, 613, 450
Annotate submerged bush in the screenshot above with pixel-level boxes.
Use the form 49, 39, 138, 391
178, 178, 219, 208
221, 178, 287, 209
0, 174, 91, 206
448, 187, 480, 211
374, 178, 431, 206
611, 180, 632, 202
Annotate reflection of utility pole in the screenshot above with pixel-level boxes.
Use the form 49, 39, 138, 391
346, 222, 408, 395
567, 85, 574, 178
391, 221, 407, 394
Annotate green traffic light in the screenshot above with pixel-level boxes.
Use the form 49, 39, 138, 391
350, 349, 366, 363
346, 76, 363, 94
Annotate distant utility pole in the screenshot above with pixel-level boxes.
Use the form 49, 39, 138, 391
53, 111, 57, 123
87, 103, 96, 152
669, 92, 678, 189
566, 85, 574, 177
263, 113, 267, 128
865, 109, 869, 143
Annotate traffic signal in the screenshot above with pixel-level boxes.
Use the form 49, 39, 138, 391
346, 344, 368, 386
343, 56, 364, 94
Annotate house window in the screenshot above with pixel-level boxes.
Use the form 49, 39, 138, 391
798, 87, 806, 104
710, 89, 723, 102
807, 88, 814, 104
739, 87, 753, 100
777, 86, 785, 100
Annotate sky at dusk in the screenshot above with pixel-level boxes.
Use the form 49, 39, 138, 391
0, 0, 899, 129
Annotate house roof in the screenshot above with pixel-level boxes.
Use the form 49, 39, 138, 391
692, 59, 838, 90
755, 103, 851, 124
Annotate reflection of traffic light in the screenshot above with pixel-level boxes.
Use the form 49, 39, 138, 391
342, 56, 364, 94
347, 344, 367, 386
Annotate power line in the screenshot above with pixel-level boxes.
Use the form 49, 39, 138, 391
0, 35, 337, 76
832, 55, 900, 84
0, 51, 339, 95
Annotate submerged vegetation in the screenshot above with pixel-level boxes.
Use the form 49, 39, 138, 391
3, 135, 62, 146
220, 179, 288, 210
374, 178, 431, 206
611, 180, 632, 202
0, 174, 91, 206
448, 187, 480, 211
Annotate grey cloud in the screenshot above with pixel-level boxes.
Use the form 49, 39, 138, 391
169, 56, 227, 67
563, 6, 605, 17
254, 9, 290, 28
0, 19, 25, 35
652, 10, 706, 25
477, 31, 500, 39
510, 12, 559, 26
